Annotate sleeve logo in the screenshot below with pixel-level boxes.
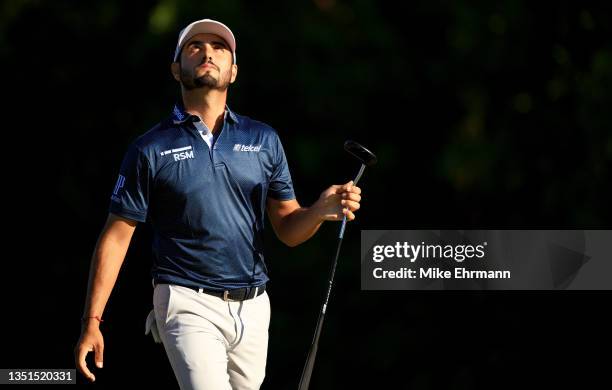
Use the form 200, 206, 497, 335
113, 174, 126, 196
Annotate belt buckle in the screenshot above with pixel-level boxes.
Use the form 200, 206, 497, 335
223, 290, 237, 302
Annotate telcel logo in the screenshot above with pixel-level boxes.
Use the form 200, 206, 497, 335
233, 144, 262, 152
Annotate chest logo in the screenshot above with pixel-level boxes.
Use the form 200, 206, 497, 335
233, 144, 262, 152
160, 146, 195, 161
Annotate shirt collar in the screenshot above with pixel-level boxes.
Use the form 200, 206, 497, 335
172, 102, 238, 125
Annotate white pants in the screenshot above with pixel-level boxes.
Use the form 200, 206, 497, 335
152, 283, 271, 390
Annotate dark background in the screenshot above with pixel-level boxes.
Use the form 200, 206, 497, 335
2, 0, 611, 388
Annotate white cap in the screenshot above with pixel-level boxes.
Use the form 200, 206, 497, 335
173, 19, 237, 64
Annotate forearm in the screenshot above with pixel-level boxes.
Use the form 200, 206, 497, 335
82, 232, 130, 325
277, 205, 325, 247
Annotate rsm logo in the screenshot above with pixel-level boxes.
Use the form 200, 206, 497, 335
173, 150, 194, 161
160, 145, 195, 161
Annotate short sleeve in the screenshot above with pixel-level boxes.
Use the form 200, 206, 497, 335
267, 132, 296, 201
108, 143, 151, 222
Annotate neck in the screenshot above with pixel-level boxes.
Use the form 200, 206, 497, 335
181, 87, 227, 134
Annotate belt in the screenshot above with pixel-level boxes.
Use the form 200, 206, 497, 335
191, 284, 266, 302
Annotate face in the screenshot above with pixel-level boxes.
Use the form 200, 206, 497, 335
172, 33, 237, 91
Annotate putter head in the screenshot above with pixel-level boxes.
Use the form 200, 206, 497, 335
344, 140, 377, 167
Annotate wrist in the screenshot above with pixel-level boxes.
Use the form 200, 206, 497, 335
81, 315, 104, 328
309, 202, 327, 223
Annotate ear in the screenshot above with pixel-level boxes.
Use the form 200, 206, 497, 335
230, 63, 238, 84
170, 62, 181, 82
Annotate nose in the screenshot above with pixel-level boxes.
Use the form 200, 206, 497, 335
202, 43, 214, 61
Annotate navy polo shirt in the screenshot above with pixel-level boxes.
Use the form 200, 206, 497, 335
109, 104, 295, 291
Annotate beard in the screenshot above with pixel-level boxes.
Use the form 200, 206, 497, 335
180, 64, 231, 91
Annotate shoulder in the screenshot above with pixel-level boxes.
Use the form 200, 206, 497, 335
234, 113, 278, 137
126, 117, 186, 161
234, 113, 282, 154
132, 117, 176, 149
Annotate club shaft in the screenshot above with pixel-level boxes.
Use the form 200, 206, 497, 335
352, 164, 366, 187
297, 164, 367, 390
298, 236, 343, 390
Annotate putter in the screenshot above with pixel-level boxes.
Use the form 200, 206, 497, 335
298, 140, 377, 390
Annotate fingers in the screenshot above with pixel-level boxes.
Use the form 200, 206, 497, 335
334, 182, 349, 194
76, 344, 96, 382
340, 199, 360, 212
335, 181, 362, 195
341, 192, 361, 202
340, 181, 362, 222
348, 183, 361, 195
342, 207, 356, 221
327, 181, 363, 222
94, 343, 104, 369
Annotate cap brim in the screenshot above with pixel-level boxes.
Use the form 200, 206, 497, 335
174, 19, 236, 62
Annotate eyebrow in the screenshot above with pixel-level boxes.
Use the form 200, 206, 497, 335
212, 40, 229, 49
187, 40, 229, 49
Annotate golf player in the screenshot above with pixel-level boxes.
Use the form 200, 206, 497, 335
75, 19, 362, 389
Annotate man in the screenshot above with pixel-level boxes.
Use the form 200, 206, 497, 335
74, 19, 362, 389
